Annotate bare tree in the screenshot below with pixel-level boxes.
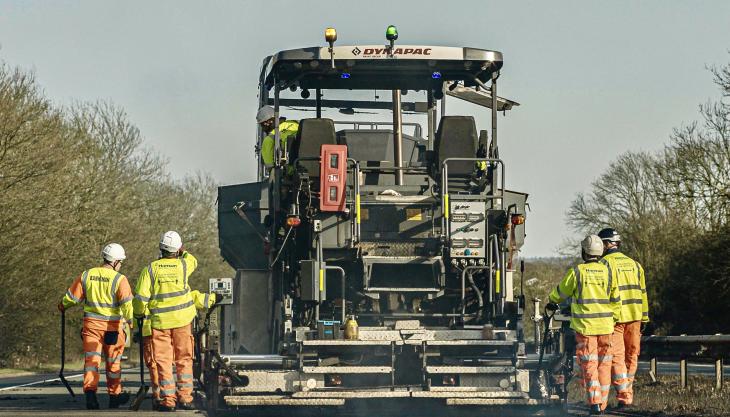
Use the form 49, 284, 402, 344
566, 55, 730, 334
0, 66, 232, 366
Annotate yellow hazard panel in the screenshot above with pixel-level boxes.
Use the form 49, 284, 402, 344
360, 208, 369, 221
406, 208, 422, 221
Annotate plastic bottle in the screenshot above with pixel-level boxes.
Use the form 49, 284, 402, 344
344, 316, 359, 340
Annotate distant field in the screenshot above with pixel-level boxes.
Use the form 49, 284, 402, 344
569, 374, 730, 416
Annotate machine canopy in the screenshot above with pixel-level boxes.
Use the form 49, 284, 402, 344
263, 45, 504, 91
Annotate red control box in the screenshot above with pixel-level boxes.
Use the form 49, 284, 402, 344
319, 144, 347, 212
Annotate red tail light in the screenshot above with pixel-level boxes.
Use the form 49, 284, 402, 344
511, 214, 525, 225
286, 217, 302, 227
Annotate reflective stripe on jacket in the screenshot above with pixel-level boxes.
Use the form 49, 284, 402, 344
261, 120, 299, 167
142, 290, 217, 336
133, 251, 198, 330
600, 251, 649, 323
62, 267, 133, 324
549, 260, 620, 336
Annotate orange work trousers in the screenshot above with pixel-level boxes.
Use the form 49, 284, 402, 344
151, 323, 194, 407
611, 321, 642, 404
575, 333, 612, 410
81, 319, 126, 395
142, 335, 159, 401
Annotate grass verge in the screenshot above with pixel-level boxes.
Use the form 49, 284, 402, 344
569, 374, 730, 416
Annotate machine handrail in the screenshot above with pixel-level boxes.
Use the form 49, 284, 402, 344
440, 157, 505, 242
334, 120, 423, 138
358, 165, 428, 173
347, 158, 361, 246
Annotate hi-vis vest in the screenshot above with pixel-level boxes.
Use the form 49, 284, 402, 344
600, 251, 649, 323
142, 290, 216, 337
62, 266, 133, 323
549, 260, 621, 336
261, 120, 299, 167
133, 252, 198, 330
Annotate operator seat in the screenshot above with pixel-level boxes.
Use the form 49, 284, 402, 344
289, 118, 337, 179
433, 116, 478, 192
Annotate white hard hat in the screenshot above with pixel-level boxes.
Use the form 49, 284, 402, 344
102, 243, 126, 262
581, 235, 603, 257
256, 105, 275, 124
160, 231, 183, 252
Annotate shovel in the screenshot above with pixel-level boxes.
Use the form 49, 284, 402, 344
129, 318, 148, 411
59, 309, 75, 398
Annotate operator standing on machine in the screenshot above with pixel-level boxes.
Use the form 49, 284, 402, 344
257, 105, 299, 170
547, 235, 621, 416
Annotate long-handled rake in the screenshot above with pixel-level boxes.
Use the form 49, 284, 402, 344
59, 309, 75, 398
129, 318, 149, 411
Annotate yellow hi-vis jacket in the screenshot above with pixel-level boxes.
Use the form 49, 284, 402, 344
142, 290, 217, 337
133, 251, 198, 330
600, 250, 649, 323
549, 260, 620, 336
261, 120, 299, 167
61, 266, 134, 325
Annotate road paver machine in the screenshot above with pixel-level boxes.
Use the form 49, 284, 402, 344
201, 26, 568, 415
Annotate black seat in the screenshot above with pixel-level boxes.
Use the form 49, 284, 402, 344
433, 116, 478, 191
289, 118, 337, 177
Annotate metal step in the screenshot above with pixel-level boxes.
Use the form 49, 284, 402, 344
446, 398, 557, 406
302, 340, 392, 346
224, 395, 345, 406
425, 340, 515, 346
293, 390, 411, 398
412, 390, 527, 399
425, 366, 515, 374
302, 366, 393, 374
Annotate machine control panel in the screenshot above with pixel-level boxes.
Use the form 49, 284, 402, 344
209, 278, 234, 305
449, 200, 487, 258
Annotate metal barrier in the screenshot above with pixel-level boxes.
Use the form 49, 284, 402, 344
641, 334, 730, 389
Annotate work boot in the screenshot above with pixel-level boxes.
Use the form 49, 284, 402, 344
85, 391, 100, 410
177, 401, 196, 410
615, 401, 633, 410
152, 400, 161, 411
158, 404, 176, 412
108, 391, 130, 408
589, 404, 604, 415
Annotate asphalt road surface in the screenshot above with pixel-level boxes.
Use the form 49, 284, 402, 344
0, 368, 205, 416
0, 361, 723, 417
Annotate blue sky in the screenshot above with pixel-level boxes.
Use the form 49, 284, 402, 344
1, 1, 729, 256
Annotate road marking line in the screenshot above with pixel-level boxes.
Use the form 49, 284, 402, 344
0, 373, 83, 392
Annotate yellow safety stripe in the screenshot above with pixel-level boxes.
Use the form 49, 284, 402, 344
355, 194, 361, 224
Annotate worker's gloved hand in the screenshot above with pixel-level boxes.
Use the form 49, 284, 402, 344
57, 302, 65, 313
641, 322, 648, 334
545, 302, 559, 312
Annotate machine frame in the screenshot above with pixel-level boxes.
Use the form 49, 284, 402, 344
203, 28, 567, 416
